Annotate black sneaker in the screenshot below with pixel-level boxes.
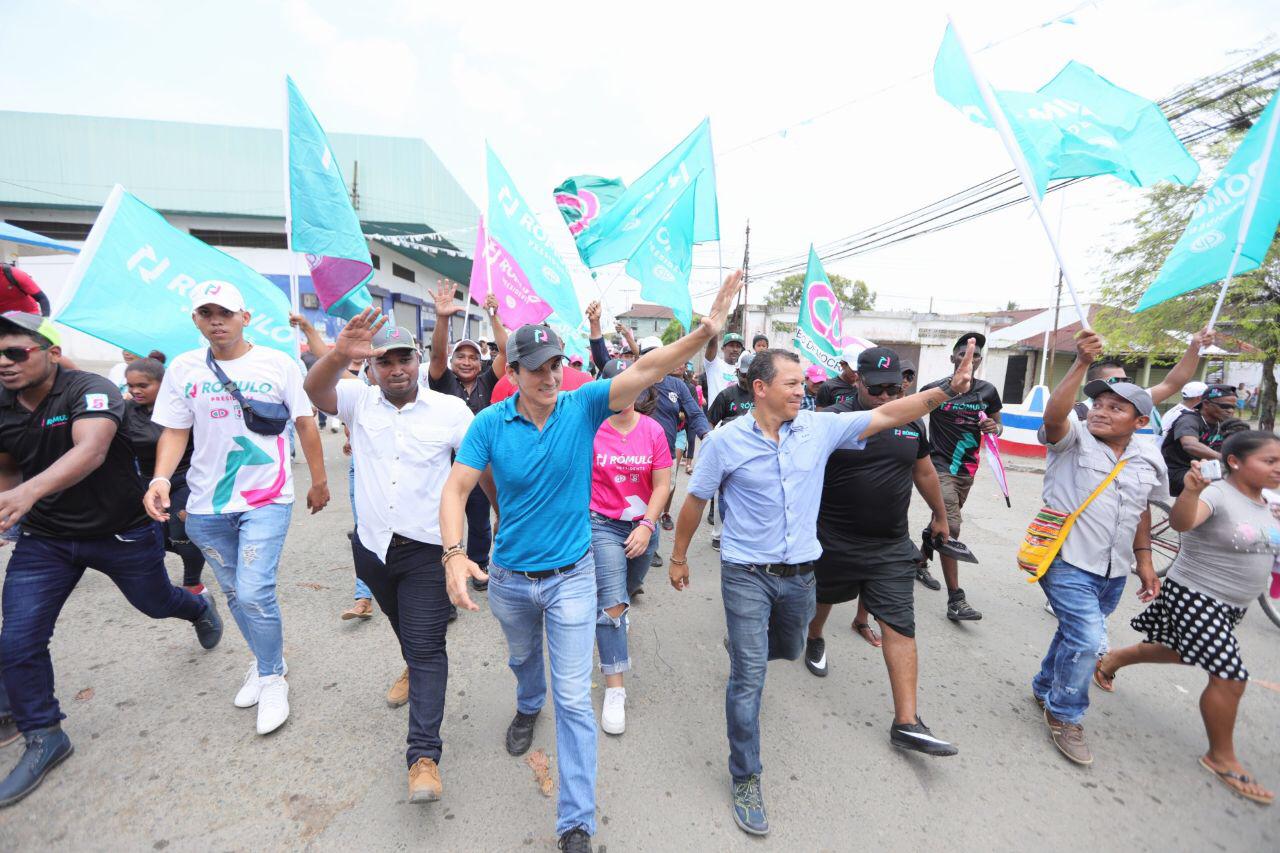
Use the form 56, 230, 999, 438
0, 725, 73, 807
804, 636, 828, 677
711, 534, 721, 552
448, 605, 458, 624
890, 717, 958, 756
192, 591, 223, 650
947, 591, 982, 622
469, 575, 489, 592
0, 715, 18, 750
650, 552, 663, 568
505, 710, 539, 756
629, 586, 644, 597
557, 826, 593, 852
660, 512, 674, 531
915, 564, 941, 591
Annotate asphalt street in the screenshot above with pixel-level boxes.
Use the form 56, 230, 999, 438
0, 429, 1276, 851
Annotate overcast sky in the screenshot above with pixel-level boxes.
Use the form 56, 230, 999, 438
2, 0, 1275, 323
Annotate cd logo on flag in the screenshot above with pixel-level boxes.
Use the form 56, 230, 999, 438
541, 266, 561, 285
652, 264, 675, 283
1189, 231, 1225, 253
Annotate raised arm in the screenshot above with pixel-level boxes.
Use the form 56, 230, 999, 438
1148, 328, 1212, 405
586, 301, 609, 370
430, 280, 463, 381
1043, 331, 1102, 445
862, 338, 976, 439
290, 313, 330, 357
304, 307, 388, 415
485, 293, 509, 376
609, 270, 743, 411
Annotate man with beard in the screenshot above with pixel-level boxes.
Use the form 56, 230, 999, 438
802, 347, 957, 756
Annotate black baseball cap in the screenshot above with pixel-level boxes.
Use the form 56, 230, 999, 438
856, 346, 903, 384
506, 324, 564, 369
600, 358, 628, 379
1202, 383, 1238, 402
953, 332, 986, 352
752, 333, 769, 346
900, 358, 916, 375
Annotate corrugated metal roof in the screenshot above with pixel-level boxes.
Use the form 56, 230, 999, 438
617, 303, 674, 319
0, 111, 478, 243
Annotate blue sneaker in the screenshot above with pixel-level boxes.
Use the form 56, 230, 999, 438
0, 725, 73, 807
731, 774, 769, 835
193, 590, 223, 650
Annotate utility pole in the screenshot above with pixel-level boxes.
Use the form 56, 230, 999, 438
350, 160, 360, 210
741, 220, 751, 336
1046, 268, 1064, 382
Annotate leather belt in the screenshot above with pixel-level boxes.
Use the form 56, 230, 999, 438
389, 533, 423, 548
743, 561, 814, 578
508, 551, 588, 580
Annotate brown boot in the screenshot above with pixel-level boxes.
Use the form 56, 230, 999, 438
386, 667, 410, 708
341, 598, 374, 621
408, 757, 442, 803
1044, 707, 1093, 765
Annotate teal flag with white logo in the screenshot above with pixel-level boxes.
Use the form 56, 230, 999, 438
486, 145, 581, 327
934, 24, 1198, 197
575, 119, 718, 268
1137, 89, 1280, 311
625, 181, 697, 333
55, 185, 297, 359
286, 76, 373, 320
793, 246, 843, 376
554, 175, 628, 248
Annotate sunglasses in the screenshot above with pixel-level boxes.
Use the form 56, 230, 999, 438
865, 383, 903, 397
0, 344, 49, 363
1205, 399, 1235, 411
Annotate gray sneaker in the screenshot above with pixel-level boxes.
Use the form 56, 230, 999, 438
731, 774, 769, 835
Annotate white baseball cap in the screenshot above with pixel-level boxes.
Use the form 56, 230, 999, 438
838, 343, 865, 366
1181, 380, 1208, 399
451, 339, 483, 358
190, 281, 246, 312
638, 335, 663, 354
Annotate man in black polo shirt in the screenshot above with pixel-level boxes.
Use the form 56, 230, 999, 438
708, 352, 756, 426
427, 285, 509, 591
815, 344, 863, 408
0, 312, 221, 807
1162, 383, 1236, 496
804, 346, 957, 755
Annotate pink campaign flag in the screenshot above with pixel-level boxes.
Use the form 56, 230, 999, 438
468, 216, 553, 329
979, 412, 1012, 508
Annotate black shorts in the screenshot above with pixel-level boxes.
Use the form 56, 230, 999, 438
814, 551, 917, 638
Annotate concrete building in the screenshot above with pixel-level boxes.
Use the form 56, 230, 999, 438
0, 111, 479, 361
616, 303, 676, 338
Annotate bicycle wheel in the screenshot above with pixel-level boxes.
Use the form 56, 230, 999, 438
1148, 499, 1181, 578
1258, 593, 1280, 630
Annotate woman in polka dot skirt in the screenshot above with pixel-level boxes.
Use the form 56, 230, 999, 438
1099, 430, 1280, 806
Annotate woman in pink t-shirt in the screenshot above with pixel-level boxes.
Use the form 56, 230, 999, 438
589, 360, 673, 735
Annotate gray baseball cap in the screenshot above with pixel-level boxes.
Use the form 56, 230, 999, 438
1083, 379, 1153, 416
507, 324, 564, 369
370, 325, 418, 355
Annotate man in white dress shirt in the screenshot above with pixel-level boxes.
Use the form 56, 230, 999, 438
304, 309, 472, 805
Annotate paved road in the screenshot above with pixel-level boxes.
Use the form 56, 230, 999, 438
0, 430, 1276, 851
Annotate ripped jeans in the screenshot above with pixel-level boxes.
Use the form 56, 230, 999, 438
589, 513, 655, 675
185, 504, 293, 677
1032, 557, 1126, 725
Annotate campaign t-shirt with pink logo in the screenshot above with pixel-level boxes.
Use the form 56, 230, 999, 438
590, 414, 673, 521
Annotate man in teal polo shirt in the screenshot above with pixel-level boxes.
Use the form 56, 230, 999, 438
439, 271, 743, 853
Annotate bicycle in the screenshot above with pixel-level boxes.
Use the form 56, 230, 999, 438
1148, 499, 1280, 630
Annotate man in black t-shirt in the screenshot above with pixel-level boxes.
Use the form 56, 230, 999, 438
0, 312, 222, 807
919, 332, 1002, 623
814, 344, 861, 408
708, 352, 756, 427
1162, 384, 1236, 496
804, 346, 957, 756
427, 286, 509, 591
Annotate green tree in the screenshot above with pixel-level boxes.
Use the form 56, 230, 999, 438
1004, 300, 1019, 311
1097, 52, 1280, 430
765, 272, 875, 312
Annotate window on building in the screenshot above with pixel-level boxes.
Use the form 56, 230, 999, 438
300, 293, 320, 309
187, 229, 288, 249
392, 263, 415, 282
4, 220, 93, 241
371, 254, 381, 270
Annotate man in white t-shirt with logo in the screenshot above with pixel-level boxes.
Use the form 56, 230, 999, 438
703, 332, 745, 405
144, 282, 330, 736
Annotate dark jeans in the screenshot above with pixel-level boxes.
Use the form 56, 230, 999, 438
465, 486, 492, 568
352, 533, 450, 768
166, 481, 205, 588
0, 523, 206, 732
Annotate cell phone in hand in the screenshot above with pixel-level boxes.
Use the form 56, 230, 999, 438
1199, 460, 1223, 482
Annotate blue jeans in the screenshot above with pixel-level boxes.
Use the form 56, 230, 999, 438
722, 561, 816, 782
487, 552, 597, 836
348, 461, 372, 601
186, 504, 293, 677
588, 514, 657, 675
1032, 558, 1127, 725
0, 523, 205, 731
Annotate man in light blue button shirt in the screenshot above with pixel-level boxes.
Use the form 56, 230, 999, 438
669, 344, 977, 837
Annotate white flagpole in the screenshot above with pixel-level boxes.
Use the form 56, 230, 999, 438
1204, 100, 1280, 334
282, 78, 300, 315
948, 16, 1091, 330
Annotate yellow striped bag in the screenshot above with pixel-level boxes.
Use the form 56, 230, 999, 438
1017, 460, 1127, 582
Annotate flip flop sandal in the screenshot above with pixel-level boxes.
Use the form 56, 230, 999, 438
1093, 661, 1116, 693
1199, 756, 1275, 805
852, 621, 882, 648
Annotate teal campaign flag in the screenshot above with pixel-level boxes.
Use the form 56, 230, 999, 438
56, 185, 297, 359
575, 119, 719, 268
793, 246, 843, 375
286, 76, 373, 320
554, 175, 628, 245
1137, 89, 1280, 311
486, 145, 582, 327
625, 180, 697, 333
934, 25, 1198, 197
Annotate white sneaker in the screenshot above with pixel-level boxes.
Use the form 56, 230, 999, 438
256, 675, 290, 735
601, 687, 626, 735
233, 659, 288, 708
